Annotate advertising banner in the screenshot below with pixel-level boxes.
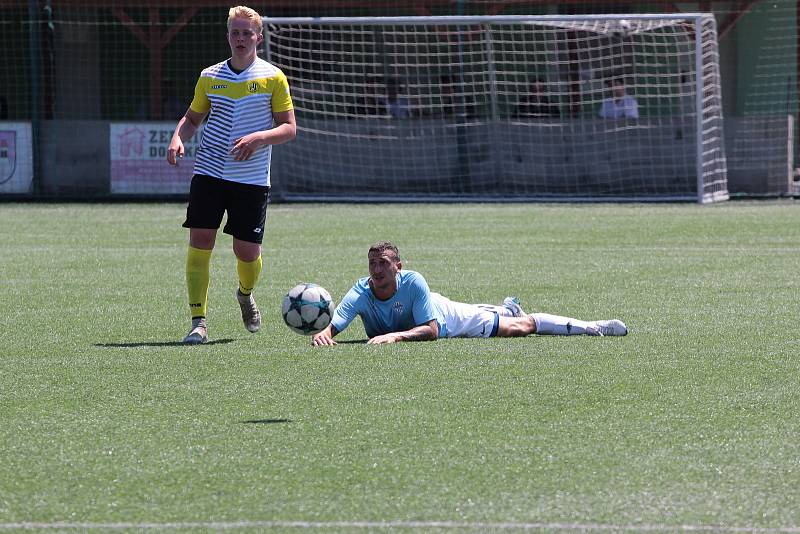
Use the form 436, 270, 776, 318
110, 122, 202, 194
0, 123, 33, 194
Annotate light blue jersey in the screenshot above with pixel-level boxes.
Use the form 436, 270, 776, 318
331, 270, 447, 338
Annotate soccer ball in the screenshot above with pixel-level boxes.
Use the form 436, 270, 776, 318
281, 283, 334, 335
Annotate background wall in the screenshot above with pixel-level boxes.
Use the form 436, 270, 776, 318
0, 0, 796, 199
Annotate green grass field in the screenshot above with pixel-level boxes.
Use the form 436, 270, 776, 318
2, 201, 799, 532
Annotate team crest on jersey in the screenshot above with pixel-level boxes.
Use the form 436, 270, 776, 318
0, 131, 17, 185
392, 301, 404, 314
248, 81, 259, 93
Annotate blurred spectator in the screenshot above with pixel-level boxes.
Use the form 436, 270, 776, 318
379, 78, 411, 119
161, 79, 187, 120
514, 79, 559, 118
598, 78, 638, 119
138, 79, 186, 120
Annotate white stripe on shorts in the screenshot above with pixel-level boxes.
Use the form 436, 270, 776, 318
431, 293, 499, 338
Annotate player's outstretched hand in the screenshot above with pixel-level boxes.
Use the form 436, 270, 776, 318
311, 330, 337, 346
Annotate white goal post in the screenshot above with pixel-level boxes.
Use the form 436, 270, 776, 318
263, 14, 728, 203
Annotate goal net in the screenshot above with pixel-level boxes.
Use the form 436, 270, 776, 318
264, 14, 728, 203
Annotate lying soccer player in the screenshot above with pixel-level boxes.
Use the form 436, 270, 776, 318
311, 240, 627, 346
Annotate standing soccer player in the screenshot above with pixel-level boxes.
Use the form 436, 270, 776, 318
167, 5, 296, 344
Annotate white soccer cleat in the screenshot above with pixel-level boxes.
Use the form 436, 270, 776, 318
586, 319, 628, 337
183, 317, 208, 345
502, 296, 526, 317
236, 289, 262, 333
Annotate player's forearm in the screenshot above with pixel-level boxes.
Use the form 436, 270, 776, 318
172, 116, 199, 143
392, 325, 438, 342
258, 122, 296, 146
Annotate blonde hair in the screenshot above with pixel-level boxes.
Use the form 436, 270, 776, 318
227, 5, 263, 35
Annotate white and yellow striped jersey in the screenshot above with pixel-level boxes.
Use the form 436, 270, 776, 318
189, 57, 293, 187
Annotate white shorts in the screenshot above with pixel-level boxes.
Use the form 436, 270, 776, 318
431, 293, 500, 338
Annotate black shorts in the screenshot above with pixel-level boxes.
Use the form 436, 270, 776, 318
183, 174, 270, 244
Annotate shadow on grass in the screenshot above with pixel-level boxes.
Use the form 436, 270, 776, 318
95, 339, 235, 348
242, 419, 292, 424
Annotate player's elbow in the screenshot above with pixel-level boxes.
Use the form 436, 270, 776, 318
184, 109, 205, 129
427, 320, 439, 340
275, 112, 297, 141
275, 122, 297, 144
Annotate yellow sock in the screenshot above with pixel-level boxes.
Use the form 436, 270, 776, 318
186, 246, 212, 319
237, 255, 262, 295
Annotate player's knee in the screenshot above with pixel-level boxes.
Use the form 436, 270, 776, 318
497, 315, 535, 337
190, 228, 217, 249
233, 239, 262, 262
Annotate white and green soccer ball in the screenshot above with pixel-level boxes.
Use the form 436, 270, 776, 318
281, 283, 334, 335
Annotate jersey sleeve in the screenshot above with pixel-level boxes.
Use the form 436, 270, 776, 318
189, 75, 211, 114
270, 70, 294, 113
330, 285, 361, 334
408, 273, 439, 326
